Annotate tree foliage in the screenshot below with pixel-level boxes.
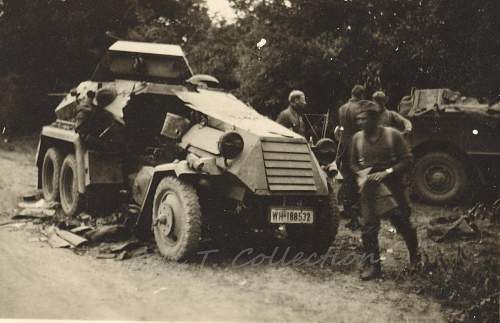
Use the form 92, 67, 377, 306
0, 0, 498, 132
0, 0, 210, 131
219, 0, 500, 116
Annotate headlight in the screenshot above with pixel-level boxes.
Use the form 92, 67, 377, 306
218, 132, 244, 159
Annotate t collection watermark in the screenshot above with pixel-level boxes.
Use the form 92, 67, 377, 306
195, 246, 376, 268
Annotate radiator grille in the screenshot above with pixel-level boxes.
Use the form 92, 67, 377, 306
262, 140, 317, 192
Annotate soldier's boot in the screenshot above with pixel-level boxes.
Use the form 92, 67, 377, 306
405, 229, 421, 270
394, 216, 421, 269
360, 231, 381, 281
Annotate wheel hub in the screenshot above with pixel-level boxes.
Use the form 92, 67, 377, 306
431, 171, 447, 185
425, 166, 452, 192
157, 201, 174, 236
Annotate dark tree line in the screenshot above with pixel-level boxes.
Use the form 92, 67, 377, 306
0, 0, 498, 133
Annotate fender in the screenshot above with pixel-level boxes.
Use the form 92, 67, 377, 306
37, 126, 124, 194
36, 126, 78, 168
135, 161, 196, 235
36, 127, 85, 193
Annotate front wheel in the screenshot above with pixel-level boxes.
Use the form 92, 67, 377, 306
413, 152, 468, 205
287, 197, 339, 255
152, 177, 202, 261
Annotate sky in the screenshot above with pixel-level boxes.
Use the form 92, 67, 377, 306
205, 0, 237, 22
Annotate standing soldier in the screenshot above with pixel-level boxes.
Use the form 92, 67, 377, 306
372, 91, 412, 134
350, 101, 420, 280
336, 85, 366, 230
276, 90, 308, 137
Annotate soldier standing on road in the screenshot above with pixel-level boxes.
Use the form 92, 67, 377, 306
276, 90, 308, 137
335, 85, 366, 231
372, 91, 412, 134
350, 101, 420, 280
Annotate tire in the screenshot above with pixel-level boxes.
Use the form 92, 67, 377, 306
41, 147, 64, 202
59, 154, 83, 217
413, 152, 468, 205
152, 177, 202, 261
287, 193, 339, 255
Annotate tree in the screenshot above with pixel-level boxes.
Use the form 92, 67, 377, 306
0, 0, 212, 132
0, 0, 497, 132
224, 0, 499, 117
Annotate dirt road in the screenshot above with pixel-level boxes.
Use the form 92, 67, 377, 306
0, 139, 445, 322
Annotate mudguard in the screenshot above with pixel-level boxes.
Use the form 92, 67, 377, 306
135, 161, 197, 234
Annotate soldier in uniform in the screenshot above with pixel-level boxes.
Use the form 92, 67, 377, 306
75, 89, 124, 151
276, 90, 308, 137
336, 85, 366, 230
350, 101, 420, 280
372, 91, 412, 134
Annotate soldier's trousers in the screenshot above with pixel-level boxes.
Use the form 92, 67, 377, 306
359, 175, 418, 266
339, 155, 359, 221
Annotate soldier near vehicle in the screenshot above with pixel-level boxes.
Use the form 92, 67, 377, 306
74, 89, 124, 152
350, 101, 420, 280
372, 91, 412, 134
335, 84, 366, 231
276, 90, 308, 137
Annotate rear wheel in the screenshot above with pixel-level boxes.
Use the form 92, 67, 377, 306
41, 147, 64, 202
152, 177, 202, 261
59, 154, 83, 217
413, 152, 468, 205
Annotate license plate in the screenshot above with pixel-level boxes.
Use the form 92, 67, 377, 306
269, 207, 314, 224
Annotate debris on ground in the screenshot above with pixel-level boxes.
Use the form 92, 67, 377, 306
95, 239, 153, 261
13, 198, 59, 221
55, 228, 87, 247
425, 202, 499, 242
12, 197, 144, 260
427, 215, 479, 242
85, 225, 131, 243
0, 219, 28, 227
95, 253, 117, 259
17, 198, 59, 210
58, 218, 84, 231
116, 245, 151, 261
70, 226, 94, 234
77, 213, 92, 222
109, 240, 141, 253
46, 227, 71, 248
12, 207, 56, 220
21, 190, 43, 202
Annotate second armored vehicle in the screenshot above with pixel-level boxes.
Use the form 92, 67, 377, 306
399, 88, 500, 204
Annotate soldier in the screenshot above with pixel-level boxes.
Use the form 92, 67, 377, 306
350, 101, 420, 280
372, 91, 412, 134
336, 84, 366, 231
276, 90, 308, 137
75, 90, 98, 138
75, 90, 124, 151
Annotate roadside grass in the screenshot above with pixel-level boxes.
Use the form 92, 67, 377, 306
394, 203, 499, 323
